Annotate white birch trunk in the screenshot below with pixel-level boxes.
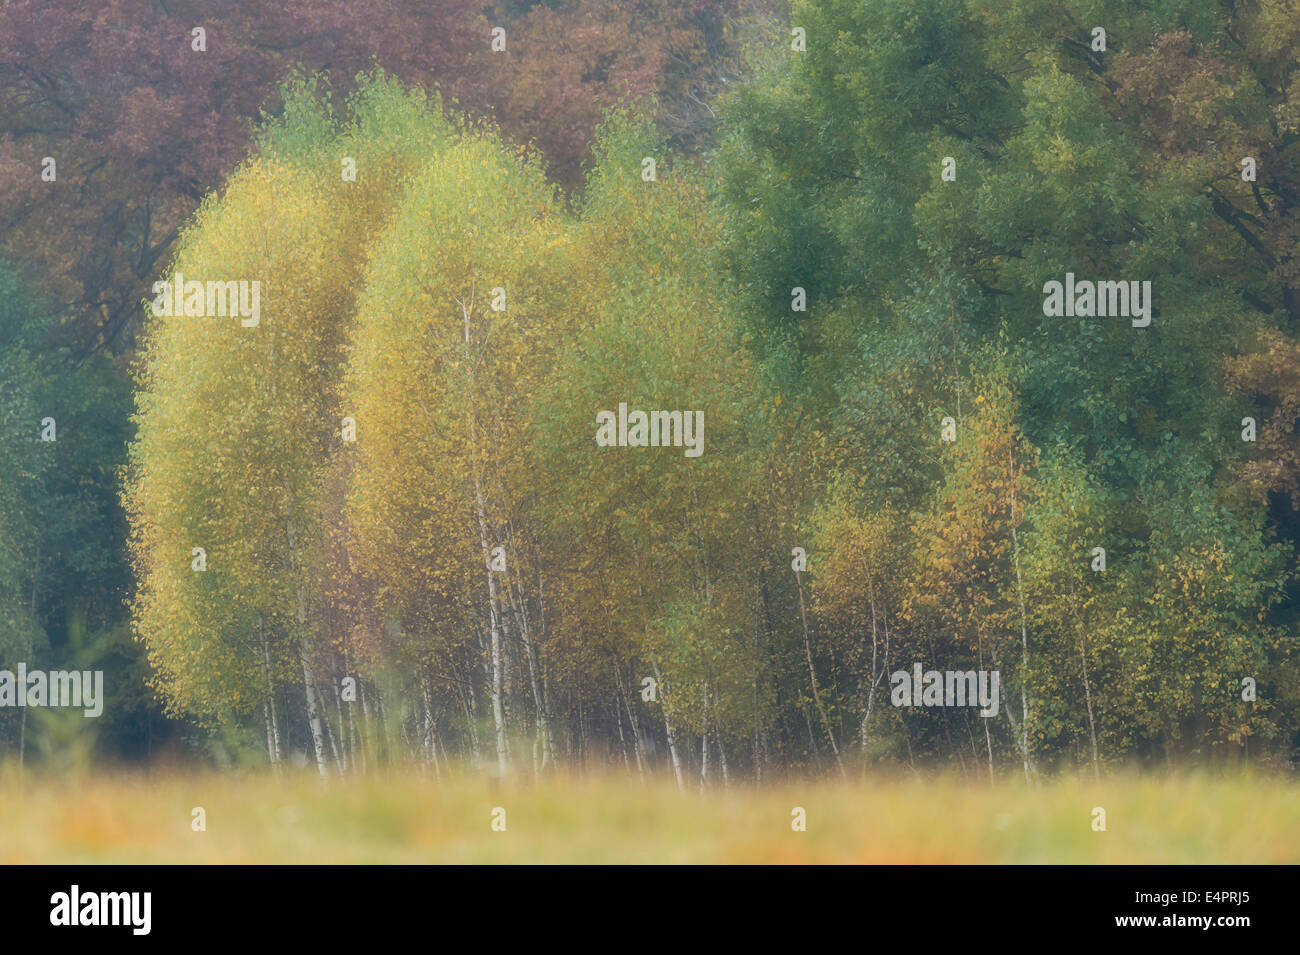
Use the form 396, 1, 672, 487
299, 641, 328, 777
795, 568, 845, 777
651, 658, 684, 790
461, 290, 508, 779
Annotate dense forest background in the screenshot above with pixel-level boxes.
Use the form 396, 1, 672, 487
3, 0, 1300, 783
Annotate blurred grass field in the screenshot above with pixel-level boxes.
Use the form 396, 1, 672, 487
2, 766, 1297, 864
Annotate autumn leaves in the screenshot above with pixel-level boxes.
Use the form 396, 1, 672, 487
124, 76, 749, 774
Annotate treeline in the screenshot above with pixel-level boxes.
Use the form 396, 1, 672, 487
10, 0, 1300, 779
0, 0, 763, 359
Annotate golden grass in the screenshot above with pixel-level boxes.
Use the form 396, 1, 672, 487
1, 766, 1296, 864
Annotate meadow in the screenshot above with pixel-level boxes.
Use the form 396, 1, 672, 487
3, 767, 1297, 864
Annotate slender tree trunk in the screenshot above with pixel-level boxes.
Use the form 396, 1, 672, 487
375, 684, 390, 765
1078, 632, 1100, 780
323, 682, 343, 771
422, 674, 436, 769
21, 561, 36, 774
461, 291, 508, 779
261, 620, 282, 767
794, 568, 845, 777
331, 671, 347, 773
859, 590, 890, 766
319, 660, 345, 774
753, 539, 770, 784
457, 670, 480, 761
284, 520, 327, 776
476, 499, 508, 778
651, 658, 684, 790
542, 667, 557, 762
299, 642, 328, 777
614, 663, 646, 776
264, 700, 276, 765
360, 677, 375, 768
714, 687, 729, 786
508, 566, 552, 771
1009, 516, 1033, 783
536, 573, 559, 763
578, 700, 588, 767
700, 683, 711, 792
977, 632, 994, 779
615, 699, 633, 774
269, 690, 282, 766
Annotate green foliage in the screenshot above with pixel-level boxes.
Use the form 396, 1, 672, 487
716, 0, 1300, 772
0, 263, 144, 763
